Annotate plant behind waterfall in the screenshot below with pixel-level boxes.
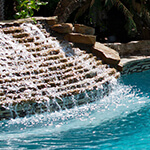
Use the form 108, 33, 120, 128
14, 0, 48, 19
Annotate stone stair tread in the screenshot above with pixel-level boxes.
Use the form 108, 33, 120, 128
26, 44, 53, 52
16, 37, 34, 43
31, 48, 60, 57
0, 67, 112, 96
12, 32, 30, 38
0, 75, 111, 105
0, 62, 103, 86
2, 26, 23, 34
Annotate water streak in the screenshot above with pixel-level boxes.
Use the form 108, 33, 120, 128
0, 68, 150, 149
0, 80, 149, 138
0, 22, 119, 120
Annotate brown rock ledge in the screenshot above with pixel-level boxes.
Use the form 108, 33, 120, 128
51, 23, 73, 34
92, 42, 120, 65
64, 33, 96, 45
74, 24, 95, 35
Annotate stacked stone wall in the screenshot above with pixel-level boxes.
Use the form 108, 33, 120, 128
121, 57, 150, 74
0, 16, 120, 120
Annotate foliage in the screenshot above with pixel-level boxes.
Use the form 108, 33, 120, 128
104, 0, 137, 37
14, 0, 48, 19
71, 0, 150, 38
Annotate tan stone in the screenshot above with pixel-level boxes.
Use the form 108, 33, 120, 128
45, 16, 58, 25
51, 23, 73, 34
92, 42, 120, 65
74, 24, 95, 35
0, 16, 58, 26
64, 33, 96, 45
105, 40, 150, 56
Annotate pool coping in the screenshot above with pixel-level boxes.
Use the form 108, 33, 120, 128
120, 56, 150, 74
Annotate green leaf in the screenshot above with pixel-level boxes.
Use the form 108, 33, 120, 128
32, 17, 37, 24
15, 0, 48, 19
37, 2, 48, 6
29, 9, 34, 17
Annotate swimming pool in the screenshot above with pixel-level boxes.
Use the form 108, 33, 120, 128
0, 70, 150, 149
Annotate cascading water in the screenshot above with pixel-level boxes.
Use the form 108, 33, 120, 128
0, 21, 119, 120
1, 21, 150, 149
1, 69, 150, 149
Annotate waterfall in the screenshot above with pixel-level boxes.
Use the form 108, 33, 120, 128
0, 21, 119, 120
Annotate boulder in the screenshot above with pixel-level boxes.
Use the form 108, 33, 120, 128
74, 24, 95, 35
92, 42, 120, 65
45, 16, 58, 25
51, 23, 73, 34
105, 40, 150, 56
64, 33, 96, 45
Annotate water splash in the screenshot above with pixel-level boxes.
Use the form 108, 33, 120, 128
0, 68, 150, 149
0, 22, 119, 120
0, 80, 149, 139
0, 22, 149, 148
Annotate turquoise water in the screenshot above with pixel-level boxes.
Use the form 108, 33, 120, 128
1, 70, 150, 149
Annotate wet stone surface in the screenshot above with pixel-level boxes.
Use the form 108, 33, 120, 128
0, 20, 119, 120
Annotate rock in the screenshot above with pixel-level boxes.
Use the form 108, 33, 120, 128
51, 23, 73, 34
64, 33, 96, 45
92, 42, 120, 65
105, 40, 150, 56
74, 24, 95, 35
117, 62, 123, 71
45, 16, 58, 25
0, 16, 58, 26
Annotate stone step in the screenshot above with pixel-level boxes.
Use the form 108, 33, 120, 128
31, 48, 60, 57
16, 36, 34, 43
0, 66, 114, 91
0, 67, 116, 98
0, 72, 113, 104
0, 53, 96, 78
12, 32, 30, 38
0, 71, 117, 120
92, 42, 120, 65
26, 44, 54, 52
0, 59, 103, 86
2, 26, 23, 34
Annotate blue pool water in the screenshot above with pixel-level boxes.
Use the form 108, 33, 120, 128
1, 70, 150, 149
